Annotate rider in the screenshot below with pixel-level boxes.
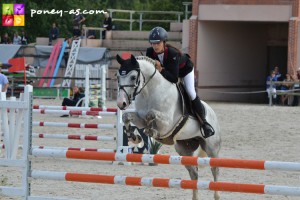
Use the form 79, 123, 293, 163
146, 27, 214, 138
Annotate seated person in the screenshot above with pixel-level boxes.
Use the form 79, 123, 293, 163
266, 70, 278, 104
60, 86, 85, 117
87, 30, 96, 39
1, 33, 11, 44
280, 73, 293, 105
49, 22, 59, 45
81, 25, 96, 39
20, 30, 28, 45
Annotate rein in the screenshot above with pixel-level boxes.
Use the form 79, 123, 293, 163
118, 58, 157, 104
134, 65, 156, 97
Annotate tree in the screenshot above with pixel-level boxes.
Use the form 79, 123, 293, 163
0, 0, 191, 43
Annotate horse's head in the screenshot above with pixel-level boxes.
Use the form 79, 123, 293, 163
116, 54, 141, 110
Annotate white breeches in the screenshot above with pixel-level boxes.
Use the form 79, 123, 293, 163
183, 68, 197, 100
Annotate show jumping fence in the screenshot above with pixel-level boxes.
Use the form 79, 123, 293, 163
31, 149, 300, 172
1, 86, 300, 199
30, 170, 300, 196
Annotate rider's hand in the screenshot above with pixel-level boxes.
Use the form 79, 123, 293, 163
155, 61, 163, 72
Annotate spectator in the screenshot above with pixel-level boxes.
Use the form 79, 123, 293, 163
60, 86, 85, 117
67, 14, 86, 46
49, 22, 59, 45
291, 68, 300, 106
87, 29, 96, 39
274, 66, 282, 79
12, 32, 22, 45
1, 33, 11, 44
280, 73, 293, 105
81, 25, 96, 39
73, 14, 85, 39
102, 12, 112, 39
273, 65, 282, 104
266, 70, 278, 105
0, 64, 9, 92
20, 30, 28, 45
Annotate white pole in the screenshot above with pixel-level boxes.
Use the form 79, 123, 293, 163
101, 64, 107, 109
22, 85, 33, 199
0, 85, 2, 151
1, 91, 10, 158
84, 65, 90, 107
116, 109, 124, 148
12, 94, 25, 159
8, 97, 16, 159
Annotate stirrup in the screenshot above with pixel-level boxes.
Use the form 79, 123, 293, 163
202, 122, 215, 138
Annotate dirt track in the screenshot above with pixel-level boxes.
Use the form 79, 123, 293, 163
1, 99, 299, 200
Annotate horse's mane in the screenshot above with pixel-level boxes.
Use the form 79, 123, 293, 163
135, 56, 156, 67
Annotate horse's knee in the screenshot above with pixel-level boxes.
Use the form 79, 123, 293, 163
143, 128, 159, 138
122, 113, 132, 124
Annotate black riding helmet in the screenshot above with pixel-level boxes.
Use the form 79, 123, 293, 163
149, 27, 168, 43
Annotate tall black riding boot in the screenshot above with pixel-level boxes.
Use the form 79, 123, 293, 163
192, 96, 215, 138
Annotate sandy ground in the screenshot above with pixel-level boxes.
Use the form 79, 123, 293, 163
1, 98, 300, 200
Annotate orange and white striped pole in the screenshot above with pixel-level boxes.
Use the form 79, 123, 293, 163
31, 170, 300, 196
31, 149, 300, 172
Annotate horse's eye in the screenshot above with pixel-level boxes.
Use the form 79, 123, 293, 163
131, 76, 136, 81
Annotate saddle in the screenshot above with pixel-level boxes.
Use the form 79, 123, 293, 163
177, 82, 197, 118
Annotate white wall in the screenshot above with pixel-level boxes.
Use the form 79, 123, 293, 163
198, 4, 292, 22
197, 21, 269, 102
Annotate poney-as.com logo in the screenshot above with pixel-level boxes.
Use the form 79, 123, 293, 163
2, 3, 25, 26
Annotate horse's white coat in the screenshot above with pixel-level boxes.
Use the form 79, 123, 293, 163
116, 55, 221, 200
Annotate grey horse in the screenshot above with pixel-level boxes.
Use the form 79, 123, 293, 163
116, 55, 221, 200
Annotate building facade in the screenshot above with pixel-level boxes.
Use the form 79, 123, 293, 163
185, 0, 300, 102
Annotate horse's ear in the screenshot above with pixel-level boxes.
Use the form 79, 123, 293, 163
116, 54, 124, 65
130, 54, 138, 65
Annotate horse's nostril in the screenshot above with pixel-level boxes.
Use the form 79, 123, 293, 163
123, 102, 127, 107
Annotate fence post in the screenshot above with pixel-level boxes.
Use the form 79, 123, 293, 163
101, 64, 107, 109
268, 81, 274, 106
139, 12, 143, 31
22, 85, 33, 199
84, 65, 90, 107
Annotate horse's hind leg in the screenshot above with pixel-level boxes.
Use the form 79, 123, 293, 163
175, 140, 200, 200
200, 141, 220, 200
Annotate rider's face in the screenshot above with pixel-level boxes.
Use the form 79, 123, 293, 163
151, 41, 164, 54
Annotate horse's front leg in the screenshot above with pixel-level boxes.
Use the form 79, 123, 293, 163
122, 112, 144, 144
175, 140, 200, 200
143, 111, 159, 138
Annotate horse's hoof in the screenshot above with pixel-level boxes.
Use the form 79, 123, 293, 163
146, 111, 156, 121
143, 128, 153, 137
